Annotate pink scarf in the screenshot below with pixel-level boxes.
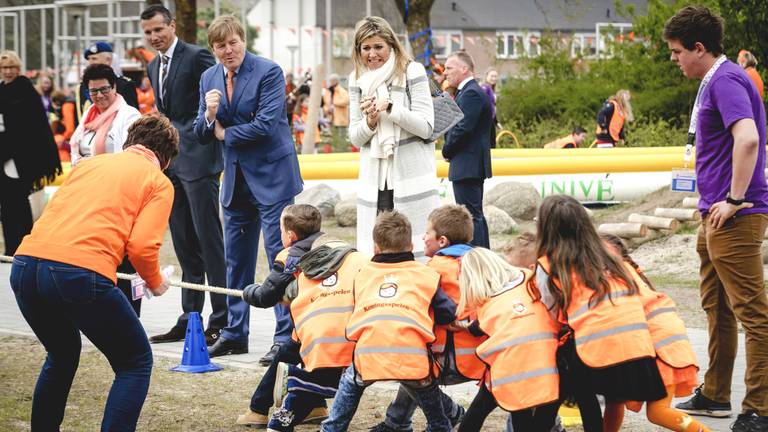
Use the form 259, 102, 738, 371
71, 94, 123, 158
125, 144, 161, 169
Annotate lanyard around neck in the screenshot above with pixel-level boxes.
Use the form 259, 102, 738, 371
684, 55, 727, 166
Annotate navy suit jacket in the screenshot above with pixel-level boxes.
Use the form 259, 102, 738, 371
149, 40, 222, 181
442, 79, 493, 181
194, 52, 303, 207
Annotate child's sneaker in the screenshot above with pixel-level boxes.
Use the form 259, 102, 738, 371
675, 385, 732, 418
272, 362, 289, 408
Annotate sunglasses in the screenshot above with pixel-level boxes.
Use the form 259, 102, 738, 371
88, 85, 113, 96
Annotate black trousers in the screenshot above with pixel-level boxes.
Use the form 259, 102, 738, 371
0, 172, 33, 256
458, 383, 558, 432
167, 170, 228, 331
452, 178, 490, 248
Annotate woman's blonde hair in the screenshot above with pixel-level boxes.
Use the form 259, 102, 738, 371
0, 50, 22, 70
351, 16, 411, 79
458, 248, 521, 315
614, 89, 634, 122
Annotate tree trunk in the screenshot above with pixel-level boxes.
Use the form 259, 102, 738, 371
394, 0, 435, 69
303, 63, 325, 154
174, 0, 197, 44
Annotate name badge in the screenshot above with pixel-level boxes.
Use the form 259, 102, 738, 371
671, 169, 696, 193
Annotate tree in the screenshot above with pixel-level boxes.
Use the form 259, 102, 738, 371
393, 0, 435, 70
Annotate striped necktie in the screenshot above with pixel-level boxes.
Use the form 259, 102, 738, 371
160, 55, 169, 108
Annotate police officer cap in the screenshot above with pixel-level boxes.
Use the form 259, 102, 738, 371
85, 41, 113, 59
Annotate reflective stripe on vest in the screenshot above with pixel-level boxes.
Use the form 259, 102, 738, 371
476, 274, 560, 411
291, 250, 367, 371
537, 257, 655, 368
348, 260, 439, 382
629, 265, 698, 370
428, 255, 486, 380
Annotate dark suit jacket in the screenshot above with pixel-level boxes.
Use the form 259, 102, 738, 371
148, 39, 222, 181
194, 52, 303, 207
442, 79, 493, 181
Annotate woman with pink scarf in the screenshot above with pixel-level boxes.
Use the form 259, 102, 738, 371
70, 64, 141, 165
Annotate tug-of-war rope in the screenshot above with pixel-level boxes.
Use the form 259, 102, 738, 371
0, 255, 243, 298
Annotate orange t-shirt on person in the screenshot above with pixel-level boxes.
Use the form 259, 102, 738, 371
15, 150, 174, 288
745, 67, 764, 98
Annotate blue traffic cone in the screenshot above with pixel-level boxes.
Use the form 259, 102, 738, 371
171, 312, 222, 373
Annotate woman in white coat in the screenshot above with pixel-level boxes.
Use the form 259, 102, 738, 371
71, 63, 141, 165
348, 16, 438, 258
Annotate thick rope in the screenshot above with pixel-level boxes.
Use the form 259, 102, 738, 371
0, 255, 243, 298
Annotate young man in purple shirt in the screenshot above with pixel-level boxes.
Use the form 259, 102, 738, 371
665, 6, 768, 432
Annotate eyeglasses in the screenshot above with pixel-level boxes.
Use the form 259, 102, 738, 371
88, 85, 113, 96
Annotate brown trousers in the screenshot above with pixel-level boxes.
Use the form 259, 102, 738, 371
697, 213, 768, 415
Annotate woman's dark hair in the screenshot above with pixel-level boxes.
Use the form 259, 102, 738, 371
82, 63, 117, 89
140, 5, 173, 24
123, 114, 179, 168
601, 233, 656, 292
536, 195, 638, 311
663, 5, 724, 56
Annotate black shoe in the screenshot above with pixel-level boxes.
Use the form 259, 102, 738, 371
731, 411, 768, 432
149, 326, 186, 344
258, 343, 282, 366
368, 423, 403, 432
675, 384, 732, 418
207, 337, 248, 358
204, 328, 221, 346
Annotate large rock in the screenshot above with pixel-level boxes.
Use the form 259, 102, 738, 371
484, 182, 541, 221
334, 199, 357, 227
484, 205, 518, 234
295, 183, 341, 218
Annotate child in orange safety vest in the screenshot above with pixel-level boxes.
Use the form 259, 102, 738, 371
454, 247, 561, 431
535, 194, 666, 432
601, 234, 710, 432
321, 211, 458, 432
369, 204, 481, 432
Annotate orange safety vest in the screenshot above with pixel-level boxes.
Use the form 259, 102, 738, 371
543, 135, 578, 149
627, 263, 697, 370
476, 269, 560, 411
290, 251, 369, 371
595, 99, 625, 142
537, 257, 655, 368
429, 255, 487, 380
346, 260, 439, 382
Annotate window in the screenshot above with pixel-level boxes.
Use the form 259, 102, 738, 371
332, 28, 354, 58
595, 22, 633, 58
571, 32, 597, 58
496, 31, 541, 59
432, 30, 463, 58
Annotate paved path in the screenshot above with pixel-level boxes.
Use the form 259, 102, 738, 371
0, 262, 744, 430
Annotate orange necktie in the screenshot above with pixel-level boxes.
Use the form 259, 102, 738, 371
226, 69, 235, 103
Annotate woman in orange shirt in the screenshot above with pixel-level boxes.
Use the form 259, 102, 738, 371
738, 50, 764, 98
10, 115, 178, 432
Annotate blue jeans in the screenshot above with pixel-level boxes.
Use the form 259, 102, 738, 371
10, 256, 153, 431
321, 365, 451, 432
222, 167, 294, 344
383, 384, 462, 431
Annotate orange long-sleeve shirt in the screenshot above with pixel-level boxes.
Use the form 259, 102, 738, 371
16, 150, 174, 288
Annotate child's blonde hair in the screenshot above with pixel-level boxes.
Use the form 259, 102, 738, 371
502, 231, 536, 268
458, 248, 522, 315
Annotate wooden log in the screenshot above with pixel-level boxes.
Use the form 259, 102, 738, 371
654, 208, 701, 221
681, 197, 699, 209
628, 213, 680, 230
598, 223, 648, 238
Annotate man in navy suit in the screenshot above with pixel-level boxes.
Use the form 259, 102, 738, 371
442, 51, 492, 248
141, 5, 228, 348
194, 15, 303, 360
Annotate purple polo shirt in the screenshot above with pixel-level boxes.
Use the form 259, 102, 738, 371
696, 60, 768, 216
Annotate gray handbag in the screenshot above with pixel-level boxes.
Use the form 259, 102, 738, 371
406, 76, 464, 142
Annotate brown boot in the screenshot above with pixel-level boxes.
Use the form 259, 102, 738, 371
236, 409, 269, 427
302, 406, 329, 424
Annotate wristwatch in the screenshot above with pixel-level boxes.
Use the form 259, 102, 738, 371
726, 192, 746, 206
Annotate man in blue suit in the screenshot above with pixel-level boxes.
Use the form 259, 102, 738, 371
194, 15, 303, 360
442, 51, 492, 248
